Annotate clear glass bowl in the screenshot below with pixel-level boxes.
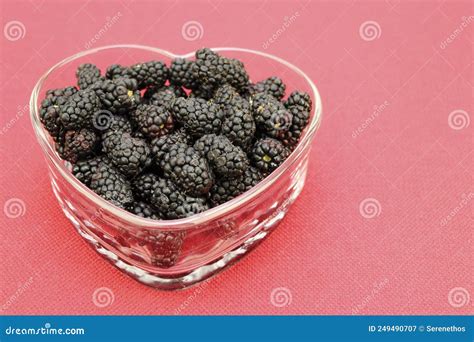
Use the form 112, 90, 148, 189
29, 45, 322, 290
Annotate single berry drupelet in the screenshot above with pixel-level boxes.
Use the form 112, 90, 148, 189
160, 143, 214, 197
90, 163, 134, 209
169, 58, 198, 89
132, 173, 160, 202
285, 91, 312, 111
250, 137, 290, 173
59, 88, 101, 130
105, 133, 151, 177
130, 61, 169, 89
59, 128, 99, 162
76, 63, 102, 89
210, 166, 263, 206
91, 77, 141, 114
40, 86, 77, 141
221, 106, 256, 149
150, 177, 209, 219
100, 115, 133, 153
171, 97, 224, 137
126, 201, 162, 219
150, 128, 190, 162
133, 103, 173, 139
144, 85, 186, 110
72, 155, 109, 186
194, 134, 249, 178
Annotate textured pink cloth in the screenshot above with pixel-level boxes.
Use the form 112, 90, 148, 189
0, 0, 472, 315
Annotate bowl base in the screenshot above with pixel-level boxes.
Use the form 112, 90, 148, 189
52, 170, 306, 290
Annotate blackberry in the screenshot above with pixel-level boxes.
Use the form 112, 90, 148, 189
160, 143, 214, 196
194, 134, 248, 178
91, 78, 141, 114
248, 76, 286, 100
150, 178, 209, 219
281, 105, 311, 147
118, 228, 185, 268
150, 128, 190, 162
59, 128, 99, 162
250, 137, 290, 173
171, 97, 224, 137
133, 104, 173, 139
130, 61, 168, 89
188, 86, 213, 100
251, 92, 292, 139
105, 133, 151, 177
72, 155, 109, 186
221, 107, 256, 148
127, 201, 162, 219
100, 115, 133, 153
285, 91, 312, 111
146, 230, 185, 267
90, 163, 134, 209
169, 58, 198, 89
192, 48, 249, 92
210, 166, 263, 206
225, 58, 249, 91
59, 88, 100, 129
132, 173, 160, 202
76, 63, 101, 89
213, 84, 250, 111
40, 86, 77, 141
105, 64, 128, 80
144, 85, 186, 110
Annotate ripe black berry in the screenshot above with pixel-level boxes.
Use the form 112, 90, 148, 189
171, 97, 224, 137
160, 143, 214, 196
250, 137, 290, 173
194, 134, 249, 178
90, 163, 134, 209
133, 103, 173, 139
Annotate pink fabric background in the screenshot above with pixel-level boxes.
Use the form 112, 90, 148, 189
0, 0, 472, 315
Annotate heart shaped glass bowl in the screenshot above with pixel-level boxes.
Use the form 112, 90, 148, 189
30, 45, 322, 290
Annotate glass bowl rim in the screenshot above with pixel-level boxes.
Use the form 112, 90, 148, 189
29, 44, 322, 230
